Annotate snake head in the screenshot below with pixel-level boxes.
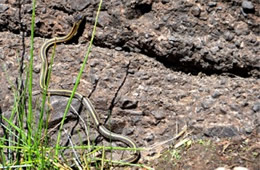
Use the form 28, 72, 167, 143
74, 14, 84, 23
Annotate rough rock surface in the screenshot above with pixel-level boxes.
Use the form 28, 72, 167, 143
0, 0, 259, 168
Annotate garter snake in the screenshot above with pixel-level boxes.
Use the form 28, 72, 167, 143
39, 15, 140, 163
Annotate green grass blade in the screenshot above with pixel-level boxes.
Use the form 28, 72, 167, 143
27, 0, 36, 163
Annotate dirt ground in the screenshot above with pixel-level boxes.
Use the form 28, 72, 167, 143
152, 130, 260, 170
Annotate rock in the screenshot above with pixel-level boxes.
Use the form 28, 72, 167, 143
215, 167, 230, 170
230, 104, 240, 111
201, 98, 214, 110
161, 0, 170, 4
119, 97, 138, 109
191, 6, 201, 17
0, 52, 4, 60
144, 133, 154, 142
234, 21, 249, 36
233, 167, 249, 170
115, 47, 122, 51
212, 90, 222, 98
151, 109, 166, 120
252, 102, 260, 112
208, 2, 217, 7
90, 74, 99, 84
70, 0, 91, 11
223, 31, 234, 41
0, 4, 8, 13
210, 46, 219, 55
204, 126, 239, 137
242, 1, 255, 13
244, 124, 253, 134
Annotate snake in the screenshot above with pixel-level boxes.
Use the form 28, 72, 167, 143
39, 15, 140, 163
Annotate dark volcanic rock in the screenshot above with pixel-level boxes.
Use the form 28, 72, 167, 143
204, 126, 239, 138
0, 0, 260, 165
242, 1, 255, 13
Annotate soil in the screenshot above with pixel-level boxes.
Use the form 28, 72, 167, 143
0, 0, 259, 169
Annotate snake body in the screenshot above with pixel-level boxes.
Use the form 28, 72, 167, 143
39, 15, 140, 163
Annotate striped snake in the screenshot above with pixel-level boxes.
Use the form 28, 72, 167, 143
39, 15, 140, 163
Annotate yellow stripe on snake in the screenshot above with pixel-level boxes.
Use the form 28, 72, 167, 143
39, 15, 140, 163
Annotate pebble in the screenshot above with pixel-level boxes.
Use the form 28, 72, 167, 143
208, 2, 217, 7
201, 98, 214, 109
242, 1, 255, 13
215, 167, 230, 170
212, 90, 222, 98
252, 102, 260, 112
191, 6, 201, 17
0, 52, 4, 60
119, 97, 138, 109
144, 133, 154, 142
161, 0, 170, 4
0, 4, 8, 13
244, 124, 253, 134
126, 110, 143, 116
233, 167, 249, 170
124, 127, 134, 135
90, 74, 99, 84
205, 126, 239, 137
210, 46, 219, 55
223, 31, 234, 41
70, 0, 91, 11
234, 21, 249, 36
115, 47, 122, 51
151, 109, 166, 120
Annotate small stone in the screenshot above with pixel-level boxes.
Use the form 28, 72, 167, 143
161, 0, 170, 4
201, 98, 214, 109
244, 125, 253, 134
223, 31, 234, 41
151, 109, 166, 120
0, 4, 8, 13
33, 66, 41, 73
115, 47, 122, 51
144, 133, 154, 142
235, 40, 241, 48
191, 6, 201, 17
70, 0, 91, 11
90, 74, 99, 84
210, 46, 219, 55
168, 36, 176, 42
119, 97, 138, 109
242, 1, 255, 13
252, 102, 260, 112
126, 110, 143, 115
234, 21, 249, 36
233, 167, 249, 170
0, 53, 4, 60
208, 2, 217, 7
131, 116, 142, 124
215, 167, 230, 170
125, 127, 134, 135
212, 90, 221, 98
72, 77, 77, 84
204, 126, 239, 138
230, 104, 240, 111
220, 107, 227, 114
